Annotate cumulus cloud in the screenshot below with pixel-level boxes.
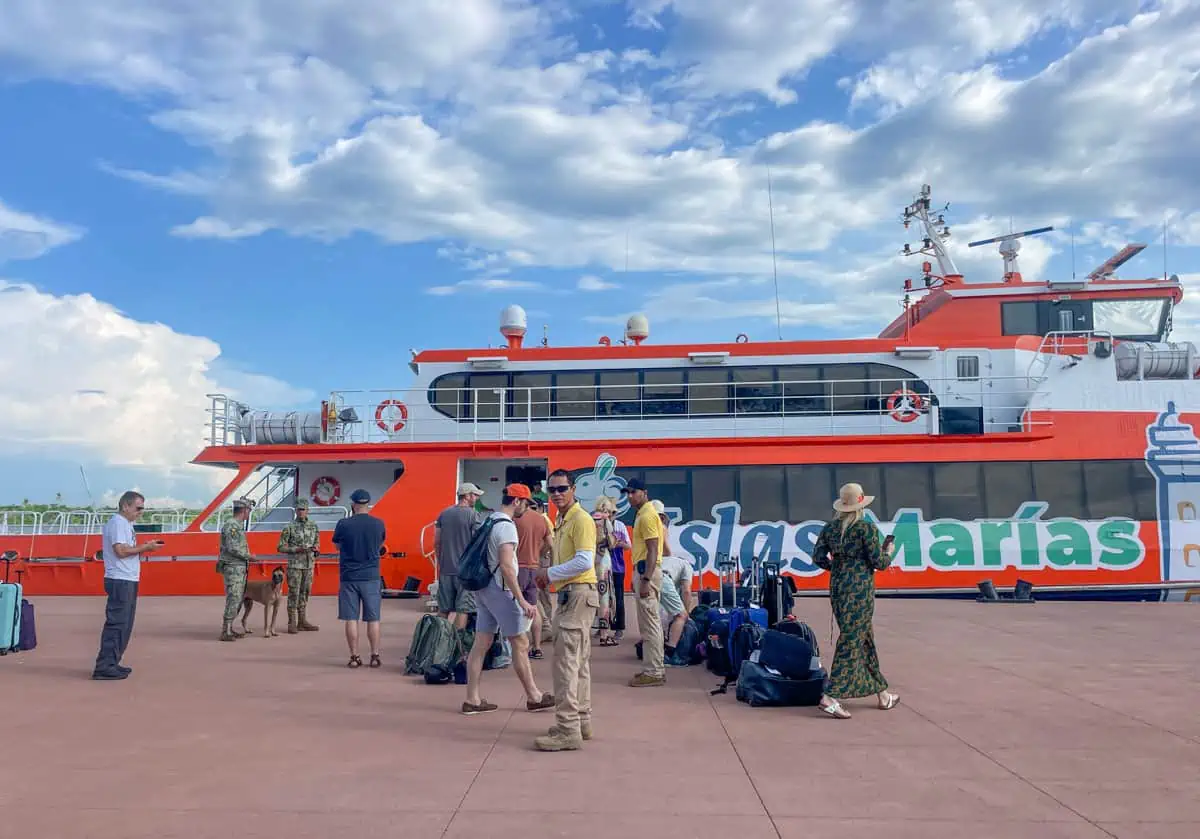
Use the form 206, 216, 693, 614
577, 275, 619, 291
0, 199, 84, 262
0, 281, 314, 478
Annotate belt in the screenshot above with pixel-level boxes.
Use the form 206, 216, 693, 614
561, 583, 596, 590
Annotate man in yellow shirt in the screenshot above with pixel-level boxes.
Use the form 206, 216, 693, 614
623, 478, 666, 687
533, 468, 599, 751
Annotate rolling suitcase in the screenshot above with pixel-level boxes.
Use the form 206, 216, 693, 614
1, 551, 23, 655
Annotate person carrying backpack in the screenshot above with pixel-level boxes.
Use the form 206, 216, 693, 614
460, 484, 554, 716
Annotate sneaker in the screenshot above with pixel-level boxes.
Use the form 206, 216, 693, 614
629, 672, 666, 688
461, 700, 498, 715
526, 693, 555, 713
91, 669, 129, 681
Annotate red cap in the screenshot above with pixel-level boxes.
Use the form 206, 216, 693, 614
504, 483, 532, 500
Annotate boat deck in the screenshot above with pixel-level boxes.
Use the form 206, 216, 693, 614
3, 596, 1198, 838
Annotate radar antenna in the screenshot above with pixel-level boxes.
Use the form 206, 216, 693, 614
901, 184, 958, 279
967, 225, 1053, 283
1086, 243, 1147, 281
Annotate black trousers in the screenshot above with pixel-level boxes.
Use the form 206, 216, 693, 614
94, 578, 139, 673
611, 570, 626, 632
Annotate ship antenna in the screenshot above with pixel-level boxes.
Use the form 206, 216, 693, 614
624, 227, 629, 274
767, 165, 782, 340
1163, 215, 1169, 281
1070, 227, 1076, 281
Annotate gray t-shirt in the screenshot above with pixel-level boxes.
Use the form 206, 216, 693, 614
436, 504, 484, 577
485, 512, 520, 589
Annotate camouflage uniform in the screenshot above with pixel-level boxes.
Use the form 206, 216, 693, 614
217, 502, 254, 641
278, 501, 321, 634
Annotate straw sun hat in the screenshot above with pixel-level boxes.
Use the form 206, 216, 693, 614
832, 482, 874, 513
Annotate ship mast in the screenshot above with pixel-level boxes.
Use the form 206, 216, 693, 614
901, 184, 959, 280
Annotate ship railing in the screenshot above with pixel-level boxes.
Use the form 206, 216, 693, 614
320, 374, 1051, 443
0, 507, 198, 537
1025, 330, 1115, 384
199, 505, 350, 532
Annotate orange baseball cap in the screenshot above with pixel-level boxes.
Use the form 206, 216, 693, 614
504, 483, 532, 500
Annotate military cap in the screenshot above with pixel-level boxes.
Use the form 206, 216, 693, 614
231, 497, 255, 511
295, 498, 310, 510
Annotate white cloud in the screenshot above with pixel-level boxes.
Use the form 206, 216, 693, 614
0, 281, 313, 487
426, 277, 542, 296
577, 274, 618, 291
0, 200, 84, 262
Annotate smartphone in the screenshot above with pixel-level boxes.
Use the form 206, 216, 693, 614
882, 534, 895, 551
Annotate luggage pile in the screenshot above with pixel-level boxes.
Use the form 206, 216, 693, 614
403, 613, 511, 685
1, 550, 37, 657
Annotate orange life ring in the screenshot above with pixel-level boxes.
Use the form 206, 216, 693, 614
375, 399, 408, 432
886, 389, 925, 423
310, 476, 340, 507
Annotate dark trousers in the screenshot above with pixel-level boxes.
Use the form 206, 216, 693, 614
611, 570, 626, 632
94, 578, 139, 673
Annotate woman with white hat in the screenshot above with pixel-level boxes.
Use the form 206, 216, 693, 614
811, 482, 899, 719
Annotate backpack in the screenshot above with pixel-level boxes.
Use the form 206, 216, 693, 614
404, 614, 461, 676
457, 516, 500, 592
665, 617, 703, 666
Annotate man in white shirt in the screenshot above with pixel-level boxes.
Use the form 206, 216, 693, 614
92, 491, 164, 681
461, 483, 554, 716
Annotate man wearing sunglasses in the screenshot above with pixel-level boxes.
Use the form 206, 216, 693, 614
533, 469, 598, 751
92, 490, 165, 680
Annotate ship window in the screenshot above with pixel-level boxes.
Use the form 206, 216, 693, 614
738, 466, 787, 523
866, 364, 915, 413
469, 373, 507, 421
598, 371, 639, 417
882, 463, 934, 518
830, 363, 871, 415
733, 366, 780, 414
692, 468, 735, 523
1083, 461, 1138, 519
430, 373, 466, 419
786, 465, 834, 521
510, 373, 552, 419
779, 365, 828, 414
932, 462, 981, 519
643, 370, 686, 416
1093, 298, 1167, 340
1001, 301, 1039, 335
1032, 461, 1086, 519
1130, 461, 1158, 521
555, 372, 595, 418
956, 356, 980, 381
982, 462, 1033, 518
1057, 308, 1075, 331
643, 468, 689, 519
688, 368, 730, 416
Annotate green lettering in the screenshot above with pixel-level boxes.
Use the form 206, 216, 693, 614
979, 521, 1013, 567
890, 511, 923, 568
1096, 520, 1143, 567
928, 522, 974, 567
1045, 521, 1093, 567
1016, 502, 1046, 567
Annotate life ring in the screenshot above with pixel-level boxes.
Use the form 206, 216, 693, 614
310, 476, 340, 506
736, 333, 749, 343
375, 399, 408, 432
886, 389, 925, 423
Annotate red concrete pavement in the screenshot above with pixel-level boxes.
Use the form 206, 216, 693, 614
2, 595, 1198, 838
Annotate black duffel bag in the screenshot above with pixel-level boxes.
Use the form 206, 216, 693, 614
757, 628, 815, 681
735, 660, 826, 708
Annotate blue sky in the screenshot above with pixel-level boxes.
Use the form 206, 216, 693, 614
1, 0, 1198, 508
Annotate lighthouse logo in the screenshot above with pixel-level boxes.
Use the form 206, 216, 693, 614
1144, 401, 1200, 582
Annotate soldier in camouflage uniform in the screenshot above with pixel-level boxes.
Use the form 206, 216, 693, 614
278, 498, 321, 634
217, 497, 255, 641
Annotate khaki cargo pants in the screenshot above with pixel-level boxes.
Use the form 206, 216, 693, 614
635, 567, 665, 678
552, 583, 599, 738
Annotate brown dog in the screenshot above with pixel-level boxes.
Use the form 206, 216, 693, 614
240, 566, 286, 638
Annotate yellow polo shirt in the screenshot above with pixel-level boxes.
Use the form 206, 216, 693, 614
553, 501, 597, 587
632, 501, 663, 573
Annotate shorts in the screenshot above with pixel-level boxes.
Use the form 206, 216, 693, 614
474, 583, 532, 639
436, 574, 476, 615
517, 567, 539, 604
338, 579, 382, 622
659, 577, 685, 619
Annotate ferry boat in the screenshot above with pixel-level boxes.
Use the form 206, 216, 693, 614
4, 185, 1199, 602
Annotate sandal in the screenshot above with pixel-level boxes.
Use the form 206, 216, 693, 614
529, 649, 544, 660
347, 655, 363, 668
600, 637, 619, 646
819, 699, 851, 719
369, 654, 382, 668
878, 692, 899, 710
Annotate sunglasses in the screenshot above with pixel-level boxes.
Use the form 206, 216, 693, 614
546, 485, 571, 494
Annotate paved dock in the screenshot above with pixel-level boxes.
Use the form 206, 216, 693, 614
2, 595, 1197, 838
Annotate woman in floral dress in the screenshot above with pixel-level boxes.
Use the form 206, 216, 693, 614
811, 482, 900, 719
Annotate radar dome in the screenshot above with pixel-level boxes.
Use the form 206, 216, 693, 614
500, 305, 527, 348
625, 313, 649, 345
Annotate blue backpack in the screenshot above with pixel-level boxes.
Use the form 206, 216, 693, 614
457, 516, 499, 592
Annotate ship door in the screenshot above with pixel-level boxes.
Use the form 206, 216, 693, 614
457, 457, 550, 511
940, 350, 990, 434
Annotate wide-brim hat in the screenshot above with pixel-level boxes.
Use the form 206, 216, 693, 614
832, 482, 874, 513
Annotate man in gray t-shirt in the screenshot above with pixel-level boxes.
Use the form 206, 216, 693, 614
435, 482, 485, 628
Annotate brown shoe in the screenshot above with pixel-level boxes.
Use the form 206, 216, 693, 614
526, 693, 555, 712
462, 700, 499, 716
629, 672, 666, 688
534, 729, 583, 752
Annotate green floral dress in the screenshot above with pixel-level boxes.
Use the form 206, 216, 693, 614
812, 518, 892, 699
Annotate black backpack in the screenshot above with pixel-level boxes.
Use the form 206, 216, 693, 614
457, 516, 500, 592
